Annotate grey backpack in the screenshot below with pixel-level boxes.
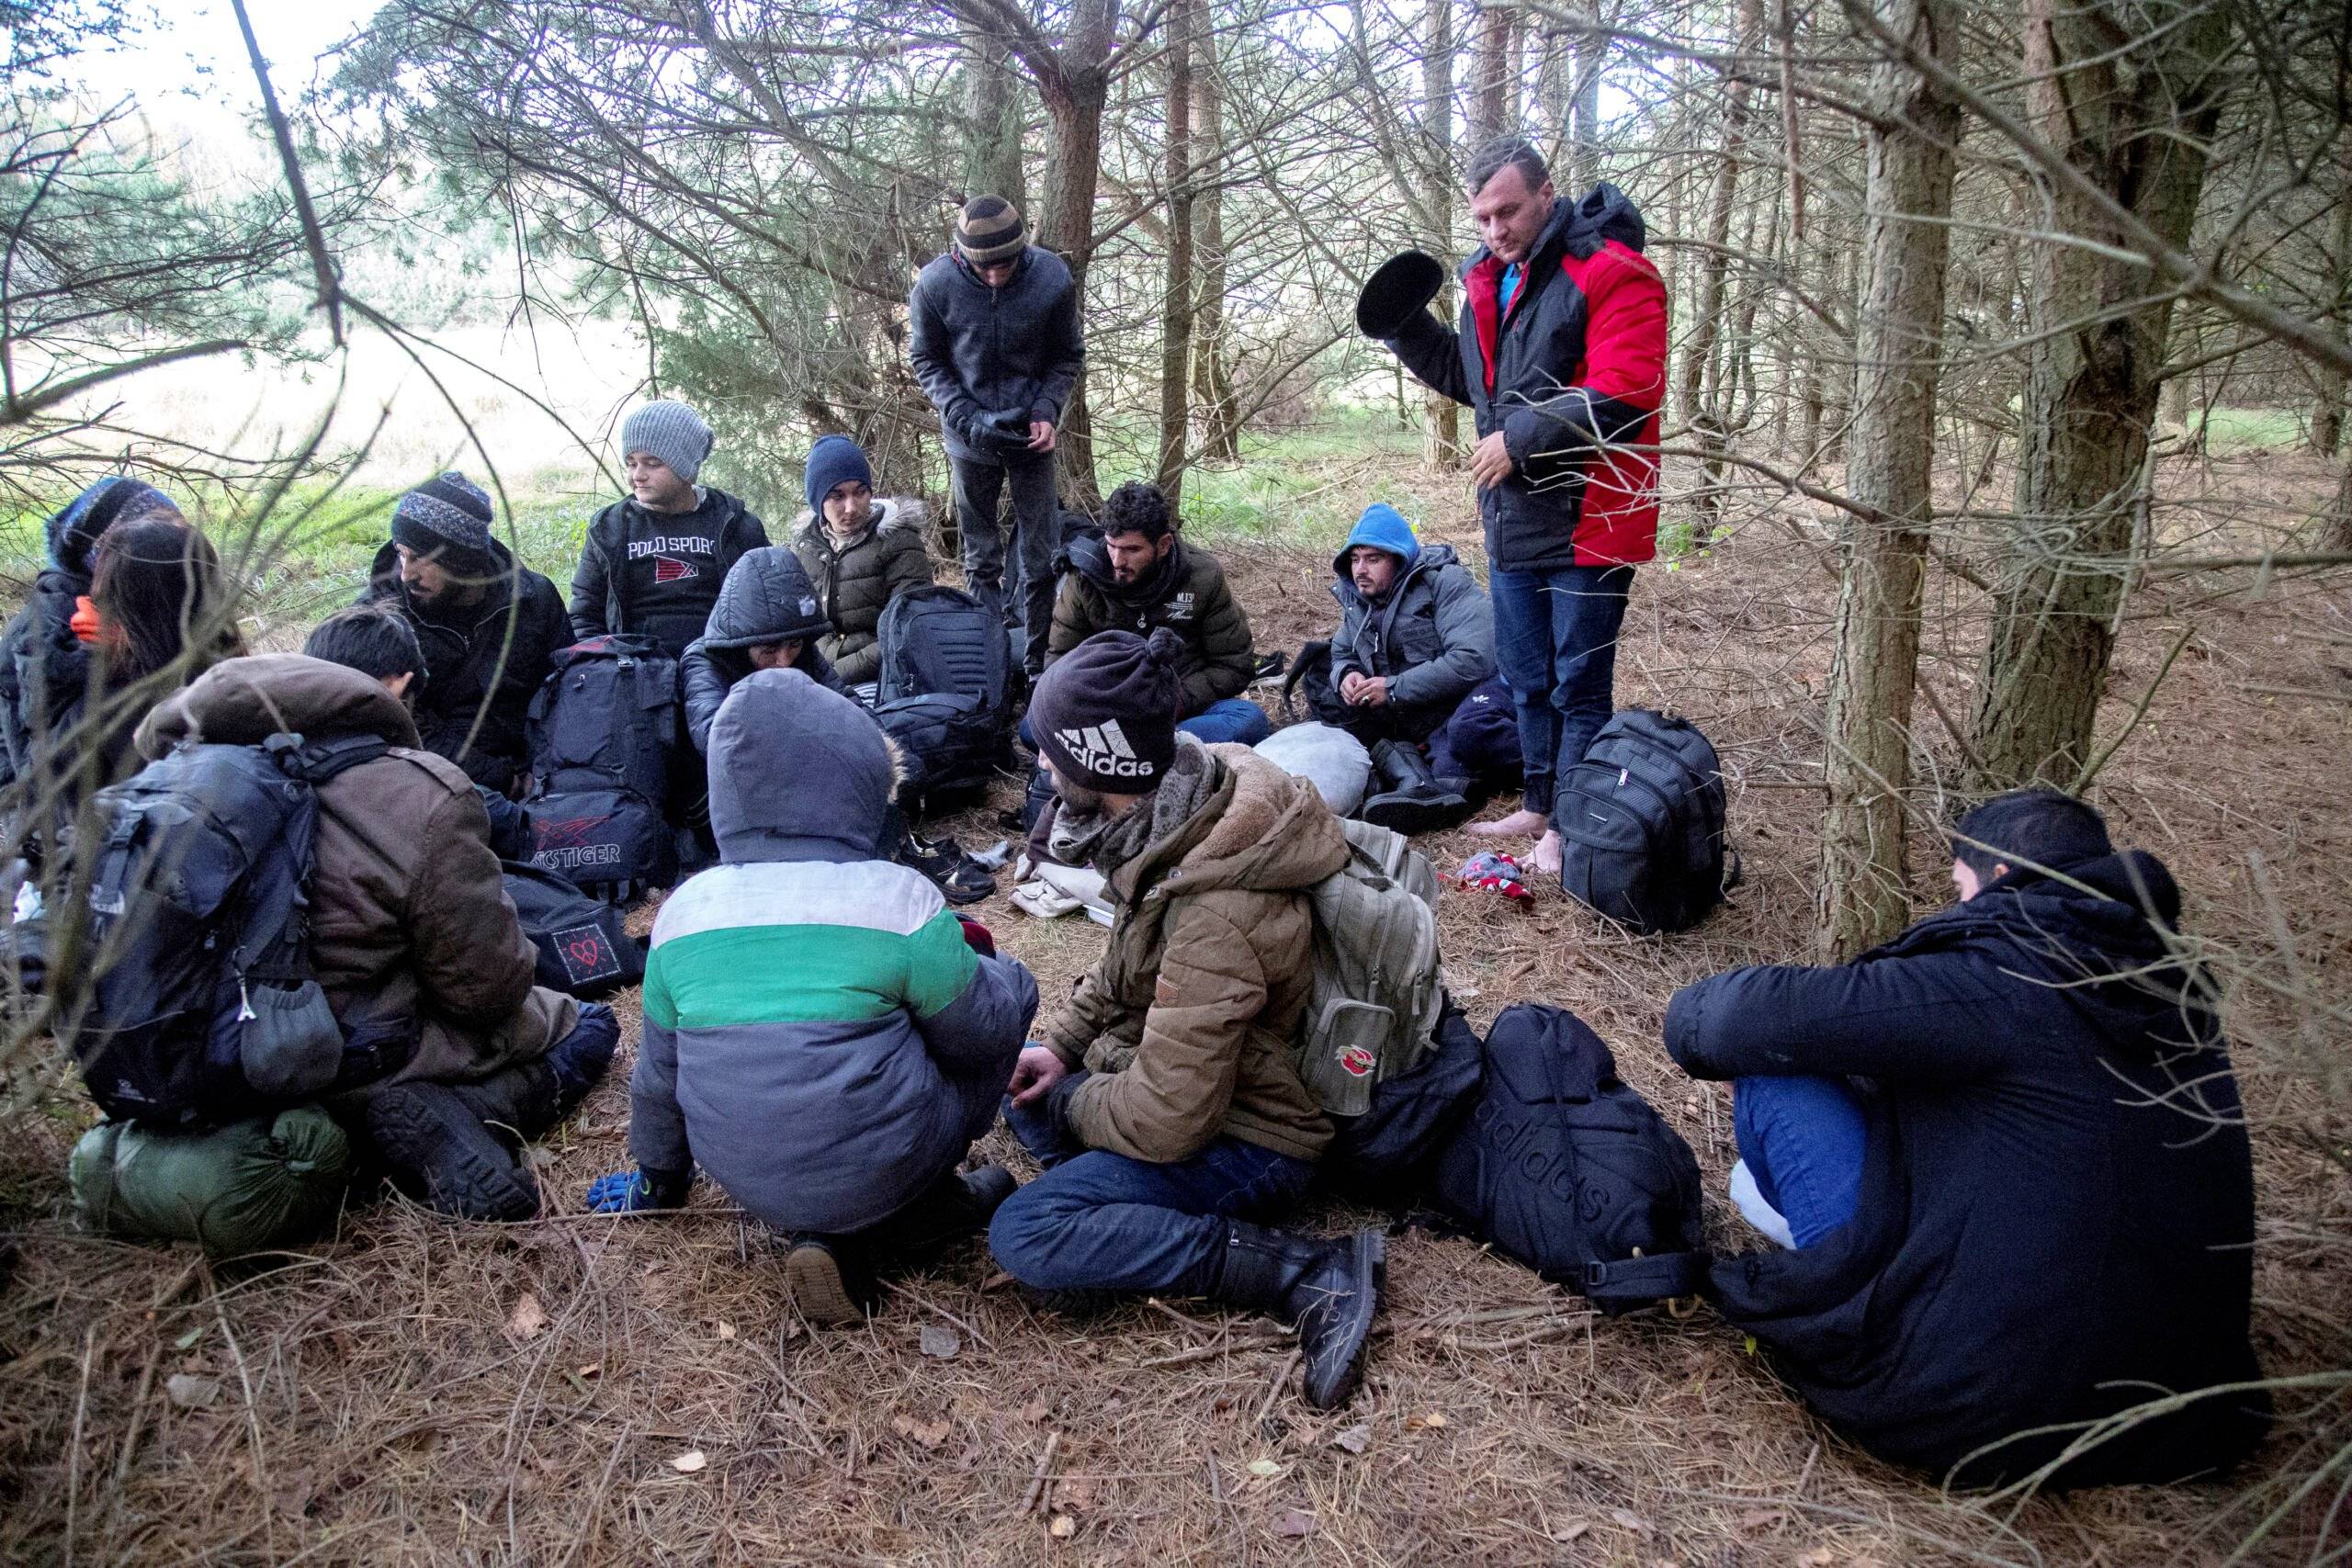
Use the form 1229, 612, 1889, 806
1295, 818, 1445, 1118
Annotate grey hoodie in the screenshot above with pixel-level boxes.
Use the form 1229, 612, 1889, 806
628, 669, 1038, 1232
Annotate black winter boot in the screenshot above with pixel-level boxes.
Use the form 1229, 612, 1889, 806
784, 1235, 880, 1326
364, 1080, 543, 1222
855, 1166, 1019, 1271
1361, 739, 1469, 836
1208, 1224, 1386, 1409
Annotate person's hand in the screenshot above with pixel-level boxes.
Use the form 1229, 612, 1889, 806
1468, 429, 1515, 490
1027, 420, 1058, 454
1009, 1043, 1069, 1106
1339, 671, 1367, 705
1355, 676, 1389, 707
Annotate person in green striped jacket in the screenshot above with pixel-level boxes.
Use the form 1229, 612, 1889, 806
586, 666, 1038, 1325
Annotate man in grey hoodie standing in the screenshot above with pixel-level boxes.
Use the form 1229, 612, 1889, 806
908, 196, 1085, 679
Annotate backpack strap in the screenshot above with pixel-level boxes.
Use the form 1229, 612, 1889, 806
1577, 1250, 1710, 1311
271, 731, 394, 784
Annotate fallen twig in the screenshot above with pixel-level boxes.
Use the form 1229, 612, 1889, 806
1021, 1430, 1061, 1514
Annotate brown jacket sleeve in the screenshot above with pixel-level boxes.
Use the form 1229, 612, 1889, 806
1063, 896, 1265, 1163
404, 784, 538, 1025
1183, 567, 1256, 711
1044, 969, 1115, 1069
1045, 571, 1091, 669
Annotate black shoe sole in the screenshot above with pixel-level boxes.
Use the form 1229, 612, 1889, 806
1302, 1230, 1386, 1410
366, 1085, 542, 1222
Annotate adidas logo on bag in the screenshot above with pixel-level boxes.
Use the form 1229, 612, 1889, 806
1056, 719, 1157, 780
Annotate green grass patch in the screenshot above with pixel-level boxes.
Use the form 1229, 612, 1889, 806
2188, 406, 2304, 453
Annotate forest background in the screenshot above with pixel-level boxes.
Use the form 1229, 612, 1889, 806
3, 0, 2351, 1561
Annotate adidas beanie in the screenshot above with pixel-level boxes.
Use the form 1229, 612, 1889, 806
955, 196, 1028, 267
1029, 627, 1186, 793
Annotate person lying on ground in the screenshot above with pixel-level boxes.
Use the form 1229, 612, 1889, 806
145, 636, 617, 1222
6, 507, 248, 878
587, 666, 1038, 1326
357, 471, 570, 798
1295, 502, 1498, 833
1663, 787, 2269, 1488
989, 628, 1385, 1411
1042, 480, 1264, 745
568, 399, 770, 660
789, 434, 933, 690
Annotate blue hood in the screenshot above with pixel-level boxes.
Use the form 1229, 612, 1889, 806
1331, 502, 1421, 578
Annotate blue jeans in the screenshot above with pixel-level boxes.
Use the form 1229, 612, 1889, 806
1733, 1075, 1867, 1248
989, 1092, 1316, 1295
1489, 563, 1634, 823
1018, 697, 1270, 752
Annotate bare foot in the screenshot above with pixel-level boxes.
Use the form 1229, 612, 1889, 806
1531, 829, 1563, 878
1468, 807, 1548, 839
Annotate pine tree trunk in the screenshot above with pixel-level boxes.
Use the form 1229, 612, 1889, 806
1030, 0, 1121, 513
2312, 142, 2352, 457
1815, 0, 1962, 962
962, 20, 1026, 208
1191, 1, 1239, 462
1679, 0, 1762, 543
1472, 3, 1516, 140
1156, 0, 1195, 502
1969, 0, 2232, 787
1424, 0, 1462, 469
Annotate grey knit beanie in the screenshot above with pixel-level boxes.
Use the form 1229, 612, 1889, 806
622, 400, 716, 484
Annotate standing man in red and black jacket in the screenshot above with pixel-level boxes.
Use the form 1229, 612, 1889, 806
1375, 136, 1668, 878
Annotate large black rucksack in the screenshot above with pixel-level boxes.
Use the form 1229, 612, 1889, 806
63, 734, 406, 1129
500, 861, 644, 1000
1555, 708, 1731, 934
521, 636, 679, 894
1430, 1003, 1707, 1314
869, 586, 1013, 800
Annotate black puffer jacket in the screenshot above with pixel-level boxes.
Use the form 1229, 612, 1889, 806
908, 246, 1085, 464
359, 540, 572, 797
679, 547, 845, 754
568, 489, 770, 660
790, 500, 934, 686
1666, 852, 2268, 1487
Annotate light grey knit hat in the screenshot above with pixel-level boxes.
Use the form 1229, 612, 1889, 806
621, 399, 716, 484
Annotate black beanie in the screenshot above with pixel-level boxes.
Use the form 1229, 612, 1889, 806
1951, 787, 2112, 881
1029, 628, 1187, 792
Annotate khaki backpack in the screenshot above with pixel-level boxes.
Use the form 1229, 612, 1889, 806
1295, 818, 1446, 1118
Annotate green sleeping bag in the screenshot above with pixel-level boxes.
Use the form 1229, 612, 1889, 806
71, 1108, 352, 1257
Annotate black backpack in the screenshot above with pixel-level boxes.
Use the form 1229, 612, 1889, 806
1555, 708, 1731, 934
500, 862, 644, 1000
1430, 1003, 1707, 1314
869, 586, 1012, 800
63, 733, 409, 1128
522, 636, 679, 894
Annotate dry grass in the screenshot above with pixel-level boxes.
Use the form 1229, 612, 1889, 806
2, 446, 2348, 1565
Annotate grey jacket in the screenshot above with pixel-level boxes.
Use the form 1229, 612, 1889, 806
908, 247, 1085, 463
1328, 544, 1495, 739
628, 669, 1037, 1232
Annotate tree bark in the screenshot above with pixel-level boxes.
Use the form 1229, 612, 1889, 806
1022, 0, 1122, 512
962, 19, 1026, 208
1191, 0, 1238, 461
1679, 0, 1762, 541
1815, 0, 1962, 962
1424, 0, 1462, 468
1156, 0, 1195, 502
1968, 0, 2232, 787
2311, 141, 2352, 457
1471, 3, 1517, 141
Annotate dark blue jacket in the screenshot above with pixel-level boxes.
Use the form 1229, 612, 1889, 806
908, 246, 1084, 464
1666, 852, 2267, 1486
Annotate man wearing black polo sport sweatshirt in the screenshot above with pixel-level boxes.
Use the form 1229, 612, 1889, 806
569, 399, 770, 660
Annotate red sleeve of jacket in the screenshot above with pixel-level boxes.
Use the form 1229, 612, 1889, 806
1572, 241, 1669, 417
